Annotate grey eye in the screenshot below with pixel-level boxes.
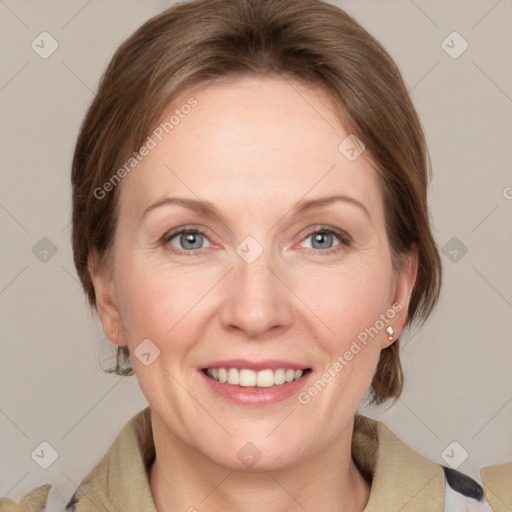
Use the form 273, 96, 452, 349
168, 230, 211, 251
301, 230, 342, 251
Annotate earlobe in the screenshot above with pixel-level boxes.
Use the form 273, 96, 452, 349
87, 249, 126, 347
383, 244, 419, 348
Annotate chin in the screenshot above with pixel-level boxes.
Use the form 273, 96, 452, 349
211, 447, 300, 473
196, 433, 307, 473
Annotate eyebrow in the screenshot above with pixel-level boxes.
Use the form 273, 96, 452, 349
142, 193, 371, 222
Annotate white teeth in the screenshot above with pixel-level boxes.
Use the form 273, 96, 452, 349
274, 368, 286, 385
239, 369, 256, 386
256, 369, 274, 387
227, 368, 239, 385
205, 367, 307, 387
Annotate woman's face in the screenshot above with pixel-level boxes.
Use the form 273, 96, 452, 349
90, 75, 417, 470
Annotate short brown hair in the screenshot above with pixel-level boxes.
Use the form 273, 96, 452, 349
71, 0, 442, 404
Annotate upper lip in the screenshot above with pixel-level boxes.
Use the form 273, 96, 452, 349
202, 359, 311, 371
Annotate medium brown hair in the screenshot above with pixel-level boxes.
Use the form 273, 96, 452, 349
71, 0, 442, 404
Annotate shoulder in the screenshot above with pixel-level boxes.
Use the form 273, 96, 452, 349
353, 414, 501, 511
0, 484, 52, 512
480, 461, 512, 510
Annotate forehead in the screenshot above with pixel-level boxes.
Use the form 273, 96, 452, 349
118, 75, 383, 220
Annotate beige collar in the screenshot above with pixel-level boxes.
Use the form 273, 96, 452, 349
66, 406, 448, 511
480, 461, 512, 512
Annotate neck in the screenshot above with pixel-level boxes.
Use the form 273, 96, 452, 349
148, 417, 371, 512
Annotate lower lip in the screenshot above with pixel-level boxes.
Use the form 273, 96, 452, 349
199, 370, 312, 406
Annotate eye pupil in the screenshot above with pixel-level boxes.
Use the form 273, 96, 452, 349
312, 231, 332, 249
181, 231, 203, 250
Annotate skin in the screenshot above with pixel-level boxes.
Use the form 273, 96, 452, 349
89, 75, 418, 512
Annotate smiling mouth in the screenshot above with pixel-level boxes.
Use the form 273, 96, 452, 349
202, 367, 312, 387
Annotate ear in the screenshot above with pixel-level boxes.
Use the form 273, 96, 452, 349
87, 248, 127, 347
381, 243, 419, 349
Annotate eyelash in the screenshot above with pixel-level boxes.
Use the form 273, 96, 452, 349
161, 225, 352, 257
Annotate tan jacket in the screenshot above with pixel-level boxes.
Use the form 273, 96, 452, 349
2, 407, 510, 511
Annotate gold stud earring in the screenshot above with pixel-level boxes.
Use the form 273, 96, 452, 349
385, 326, 394, 341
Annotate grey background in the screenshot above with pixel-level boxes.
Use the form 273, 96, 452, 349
1, 0, 511, 510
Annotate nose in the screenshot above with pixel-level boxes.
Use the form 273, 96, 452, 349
218, 246, 294, 339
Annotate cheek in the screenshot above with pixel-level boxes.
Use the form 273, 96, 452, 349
114, 254, 217, 345
298, 261, 393, 341
301, 267, 390, 396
